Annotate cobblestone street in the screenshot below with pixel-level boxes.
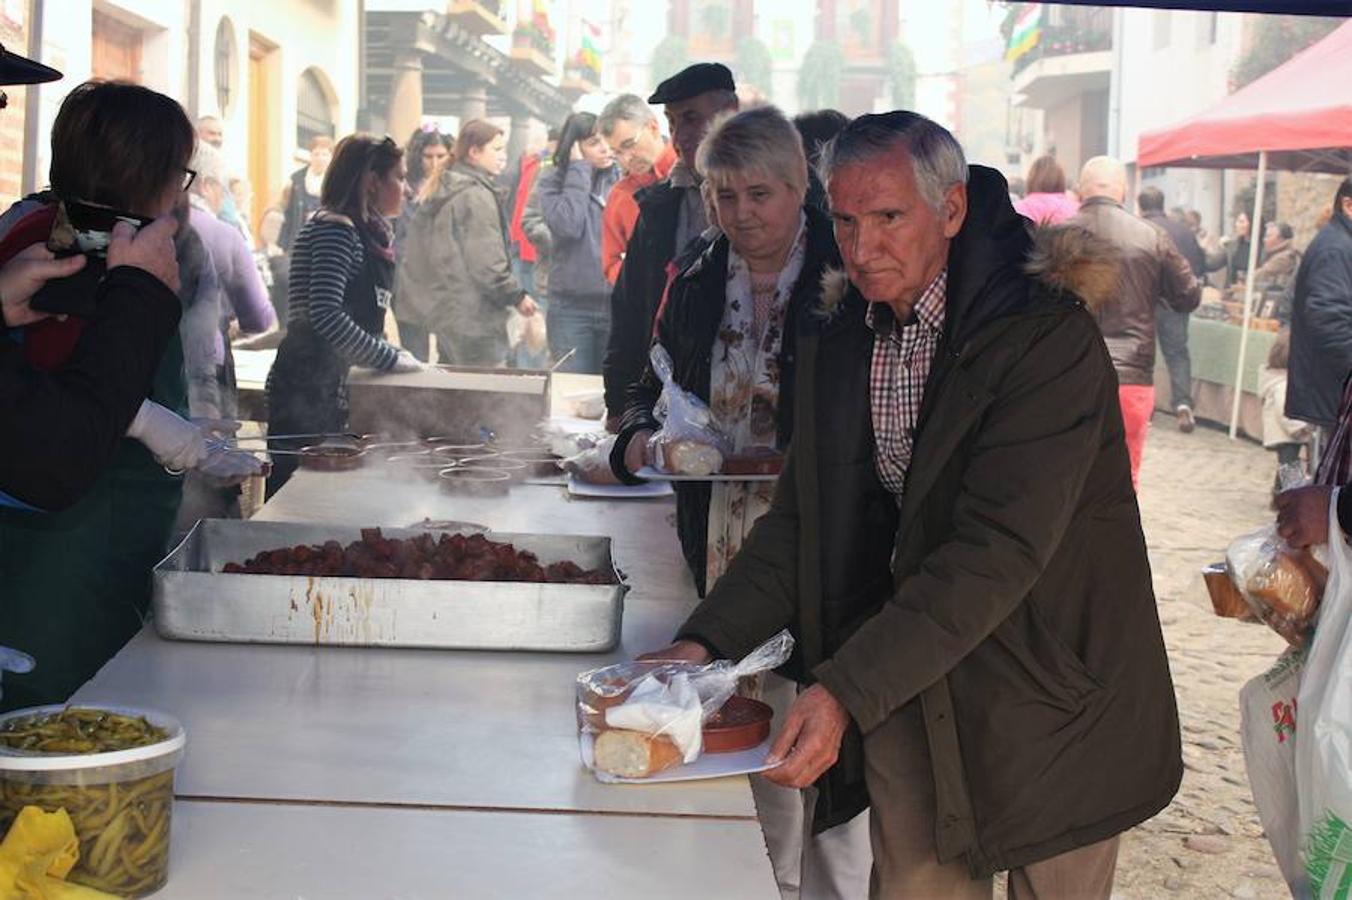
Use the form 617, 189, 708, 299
1113, 413, 1291, 899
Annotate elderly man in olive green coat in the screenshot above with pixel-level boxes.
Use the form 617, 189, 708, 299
648, 112, 1182, 898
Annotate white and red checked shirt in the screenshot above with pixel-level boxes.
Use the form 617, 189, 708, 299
866, 269, 948, 497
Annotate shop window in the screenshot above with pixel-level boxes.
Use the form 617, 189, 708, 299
296, 67, 336, 150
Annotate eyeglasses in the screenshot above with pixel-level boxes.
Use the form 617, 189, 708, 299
180, 167, 197, 191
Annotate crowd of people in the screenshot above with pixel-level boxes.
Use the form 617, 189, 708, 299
1009, 152, 1352, 491
0, 39, 1349, 899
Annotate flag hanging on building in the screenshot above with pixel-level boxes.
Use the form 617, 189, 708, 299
1006, 4, 1042, 63
576, 18, 602, 76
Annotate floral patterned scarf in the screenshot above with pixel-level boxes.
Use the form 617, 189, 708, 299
705, 213, 807, 588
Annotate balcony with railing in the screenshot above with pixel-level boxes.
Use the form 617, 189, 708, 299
1009, 6, 1113, 110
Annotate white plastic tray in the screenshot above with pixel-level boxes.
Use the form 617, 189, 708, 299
633, 466, 779, 483
568, 476, 674, 499
579, 733, 776, 784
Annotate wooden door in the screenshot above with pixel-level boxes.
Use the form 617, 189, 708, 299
92, 10, 142, 82
248, 36, 279, 235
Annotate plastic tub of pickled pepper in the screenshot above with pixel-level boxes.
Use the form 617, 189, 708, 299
0, 705, 185, 897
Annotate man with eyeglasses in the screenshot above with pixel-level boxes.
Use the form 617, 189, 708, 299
597, 93, 677, 286
601, 63, 738, 429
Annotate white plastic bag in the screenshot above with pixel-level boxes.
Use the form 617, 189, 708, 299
1226, 524, 1327, 646
576, 630, 795, 763
559, 435, 621, 485
1240, 647, 1307, 894
646, 344, 730, 474
1296, 487, 1352, 899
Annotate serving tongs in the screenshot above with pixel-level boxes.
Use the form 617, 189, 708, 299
227, 431, 370, 444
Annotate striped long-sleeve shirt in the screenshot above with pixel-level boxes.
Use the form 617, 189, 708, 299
287, 218, 397, 370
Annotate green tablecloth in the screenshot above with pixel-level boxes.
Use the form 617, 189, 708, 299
1159, 317, 1276, 395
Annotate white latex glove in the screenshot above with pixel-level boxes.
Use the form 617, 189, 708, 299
126, 399, 205, 472
561, 437, 621, 485
194, 417, 241, 441
197, 446, 266, 487
389, 349, 425, 374
0, 646, 35, 701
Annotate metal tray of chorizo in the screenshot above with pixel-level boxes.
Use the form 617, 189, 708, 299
152, 520, 626, 652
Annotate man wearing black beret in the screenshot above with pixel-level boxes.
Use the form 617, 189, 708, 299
601, 63, 737, 429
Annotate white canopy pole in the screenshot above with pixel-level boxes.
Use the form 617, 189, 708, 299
1229, 149, 1267, 440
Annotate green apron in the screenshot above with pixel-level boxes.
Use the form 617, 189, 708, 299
0, 337, 187, 711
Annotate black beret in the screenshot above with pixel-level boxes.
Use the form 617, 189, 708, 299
648, 63, 736, 105
0, 43, 60, 86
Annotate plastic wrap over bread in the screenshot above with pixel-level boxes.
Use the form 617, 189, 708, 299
646, 344, 731, 476
576, 631, 794, 777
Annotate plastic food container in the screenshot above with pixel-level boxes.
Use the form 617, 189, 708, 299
0, 705, 186, 898
702, 696, 773, 753
498, 449, 561, 479
458, 455, 529, 480
438, 467, 512, 497
299, 444, 365, 471
428, 443, 488, 462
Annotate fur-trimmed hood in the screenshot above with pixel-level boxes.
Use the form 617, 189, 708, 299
815, 222, 1121, 323
1022, 223, 1120, 313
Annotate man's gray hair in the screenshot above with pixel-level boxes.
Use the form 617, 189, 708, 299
190, 141, 229, 190
695, 104, 808, 200
597, 93, 657, 138
817, 111, 968, 212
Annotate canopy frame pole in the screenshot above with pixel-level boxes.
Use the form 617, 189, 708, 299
1229, 149, 1268, 439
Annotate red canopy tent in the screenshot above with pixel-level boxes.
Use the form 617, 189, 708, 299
1136, 19, 1352, 437
1138, 18, 1352, 174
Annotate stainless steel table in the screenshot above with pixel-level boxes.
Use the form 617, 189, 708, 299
74, 450, 776, 897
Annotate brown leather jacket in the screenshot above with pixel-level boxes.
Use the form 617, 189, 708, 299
1071, 196, 1201, 385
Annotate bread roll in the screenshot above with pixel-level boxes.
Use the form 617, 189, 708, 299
593, 729, 684, 778
1248, 551, 1318, 620
667, 440, 723, 476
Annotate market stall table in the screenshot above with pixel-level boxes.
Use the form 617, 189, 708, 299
160, 801, 778, 899
73, 463, 777, 895
1154, 317, 1277, 440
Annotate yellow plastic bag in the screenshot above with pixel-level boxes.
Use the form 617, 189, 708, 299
0, 807, 114, 900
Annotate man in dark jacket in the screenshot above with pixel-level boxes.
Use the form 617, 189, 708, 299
1287, 176, 1352, 439
601, 63, 738, 427
648, 112, 1181, 897
1139, 186, 1204, 433
1073, 158, 1200, 488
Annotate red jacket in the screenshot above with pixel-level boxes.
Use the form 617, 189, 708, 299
602, 143, 677, 284
0, 204, 86, 371
508, 154, 542, 264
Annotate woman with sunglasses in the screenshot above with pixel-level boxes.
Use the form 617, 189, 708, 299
265, 133, 421, 497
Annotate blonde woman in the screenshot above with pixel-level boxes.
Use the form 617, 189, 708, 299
610, 105, 870, 899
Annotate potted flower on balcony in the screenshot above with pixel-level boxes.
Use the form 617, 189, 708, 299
510, 7, 556, 77
447, 0, 507, 37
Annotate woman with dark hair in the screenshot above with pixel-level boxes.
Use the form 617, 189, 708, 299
1014, 154, 1079, 225
396, 119, 538, 367
0, 80, 258, 709
393, 126, 454, 360
534, 112, 617, 373
266, 134, 420, 496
